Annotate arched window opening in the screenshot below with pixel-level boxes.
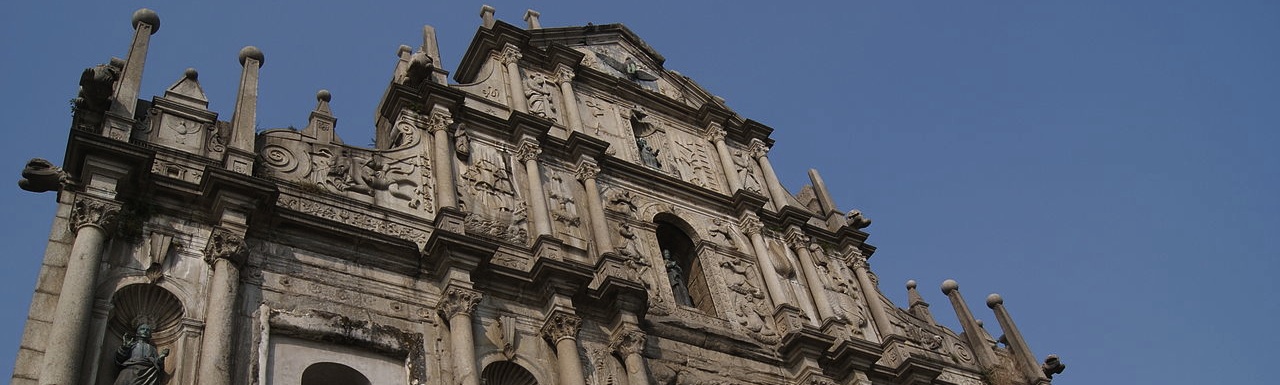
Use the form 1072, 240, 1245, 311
301, 362, 371, 385
656, 220, 716, 315
481, 361, 538, 385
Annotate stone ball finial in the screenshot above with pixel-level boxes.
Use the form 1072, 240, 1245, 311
184, 68, 198, 80
316, 89, 331, 103
238, 46, 265, 67
975, 319, 984, 327
132, 8, 160, 34
941, 279, 959, 294
986, 293, 1003, 308
906, 280, 917, 289
398, 45, 413, 56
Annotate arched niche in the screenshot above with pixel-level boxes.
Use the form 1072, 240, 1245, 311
481, 360, 538, 385
302, 362, 371, 385
96, 284, 185, 385
654, 213, 716, 315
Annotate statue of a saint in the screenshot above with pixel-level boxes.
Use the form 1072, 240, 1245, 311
663, 250, 691, 306
114, 322, 169, 385
637, 138, 661, 169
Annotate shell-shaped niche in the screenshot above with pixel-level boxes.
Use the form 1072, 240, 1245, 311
108, 284, 185, 343
481, 361, 538, 385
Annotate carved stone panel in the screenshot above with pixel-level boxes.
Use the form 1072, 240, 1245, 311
457, 141, 528, 244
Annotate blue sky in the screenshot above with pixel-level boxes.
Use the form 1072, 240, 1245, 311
1, 1, 1277, 384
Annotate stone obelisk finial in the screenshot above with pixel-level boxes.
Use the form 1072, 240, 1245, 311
106, 8, 160, 140
524, 9, 542, 29
226, 46, 264, 174
987, 294, 1051, 384
941, 280, 998, 371
906, 280, 937, 325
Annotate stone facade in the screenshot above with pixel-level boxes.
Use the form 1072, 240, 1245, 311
13, 7, 1061, 385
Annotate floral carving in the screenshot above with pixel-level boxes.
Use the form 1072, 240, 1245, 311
610, 327, 646, 356
499, 43, 522, 65
70, 196, 120, 232
514, 141, 541, 162
541, 311, 582, 342
204, 227, 247, 266
439, 287, 483, 319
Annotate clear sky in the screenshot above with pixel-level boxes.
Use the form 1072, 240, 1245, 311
1, 1, 1277, 384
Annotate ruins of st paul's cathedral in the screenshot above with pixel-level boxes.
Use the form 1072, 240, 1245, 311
13, 7, 1064, 385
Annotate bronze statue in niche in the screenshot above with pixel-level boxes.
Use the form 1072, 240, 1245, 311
114, 320, 169, 385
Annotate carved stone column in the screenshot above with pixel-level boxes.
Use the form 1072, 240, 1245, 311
500, 44, 527, 113
750, 139, 790, 210
575, 160, 611, 256
541, 311, 586, 385
516, 140, 552, 237
426, 106, 457, 210
611, 326, 650, 385
705, 124, 742, 192
197, 228, 248, 385
439, 287, 483, 385
39, 196, 119, 385
849, 254, 891, 342
739, 214, 788, 310
555, 65, 583, 133
786, 229, 833, 323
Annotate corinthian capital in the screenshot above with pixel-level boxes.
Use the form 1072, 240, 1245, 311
70, 196, 120, 232
439, 287, 483, 319
424, 106, 453, 133
204, 227, 248, 267
610, 326, 646, 356
748, 138, 769, 159
574, 161, 600, 181
540, 311, 582, 343
704, 124, 726, 143
738, 215, 763, 236
784, 229, 810, 250
514, 141, 542, 162
499, 43, 523, 65
555, 64, 575, 84
849, 255, 869, 270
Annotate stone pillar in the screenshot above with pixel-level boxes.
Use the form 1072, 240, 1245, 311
197, 228, 247, 385
785, 229, 834, 323
500, 44, 527, 113
987, 294, 1050, 384
541, 311, 586, 385
749, 139, 790, 210
439, 287, 483, 385
575, 160, 612, 256
523, 9, 542, 29
849, 254, 891, 342
555, 65, 583, 133
426, 106, 457, 210
226, 46, 264, 175
705, 124, 742, 192
940, 280, 998, 371
479, 5, 496, 29
739, 214, 788, 309
611, 326, 650, 385
38, 196, 119, 385
516, 140, 552, 237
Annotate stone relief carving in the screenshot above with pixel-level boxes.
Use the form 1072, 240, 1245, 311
720, 258, 780, 344
669, 134, 720, 191
733, 150, 764, 194
524, 71, 558, 122
603, 189, 639, 218
813, 247, 868, 334
547, 172, 582, 229
278, 196, 430, 247
457, 142, 528, 244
